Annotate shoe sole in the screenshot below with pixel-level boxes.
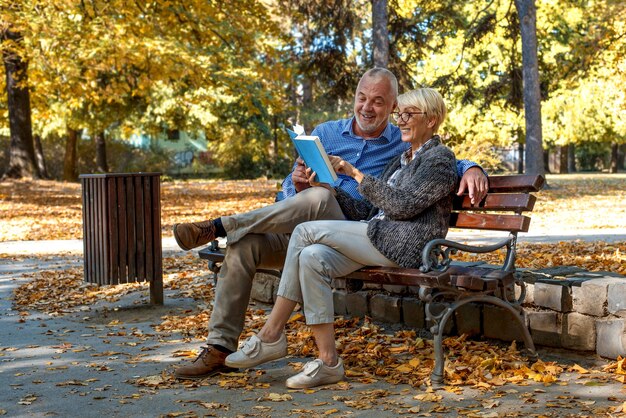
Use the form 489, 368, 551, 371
174, 365, 236, 380
172, 224, 193, 251
224, 349, 287, 369
285, 374, 344, 389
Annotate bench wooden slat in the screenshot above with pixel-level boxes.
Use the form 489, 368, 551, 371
450, 213, 531, 232
454, 193, 537, 212
342, 266, 451, 287
486, 174, 545, 193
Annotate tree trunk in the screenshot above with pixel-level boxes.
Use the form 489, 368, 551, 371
610, 142, 618, 173
517, 141, 524, 174
63, 128, 79, 181
557, 145, 568, 173
371, 0, 389, 68
568, 143, 576, 172
514, 0, 545, 177
94, 131, 108, 173
1, 30, 39, 180
543, 148, 551, 173
619, 144, 626, 170
33, 134, 50, 179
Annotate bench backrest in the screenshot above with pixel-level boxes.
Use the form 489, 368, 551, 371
450, 174, 545, 233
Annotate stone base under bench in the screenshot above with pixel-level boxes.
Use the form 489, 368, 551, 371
249, 264, 626, 359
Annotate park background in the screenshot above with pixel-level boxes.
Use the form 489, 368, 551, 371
0, 0, 624, 180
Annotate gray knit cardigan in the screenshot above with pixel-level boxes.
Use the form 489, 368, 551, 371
334, 136, 457, 268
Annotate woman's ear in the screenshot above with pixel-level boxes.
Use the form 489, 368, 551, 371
427, 117, 437, 129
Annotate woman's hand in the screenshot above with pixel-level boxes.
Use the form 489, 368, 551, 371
328, 155, 364, 183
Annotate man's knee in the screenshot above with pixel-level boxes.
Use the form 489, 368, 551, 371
225, 233, 287, 270
302, 186, 335, 205
226, 235, 267, 262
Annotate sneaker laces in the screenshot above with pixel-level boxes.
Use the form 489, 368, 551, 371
195, 346, 213, 365
301, 359, 324, 376
240, 336, 261, 356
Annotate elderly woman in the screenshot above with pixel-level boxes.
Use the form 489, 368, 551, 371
224, 88, 458, 389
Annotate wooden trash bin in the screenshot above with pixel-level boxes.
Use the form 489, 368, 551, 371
80, 173, 163, 304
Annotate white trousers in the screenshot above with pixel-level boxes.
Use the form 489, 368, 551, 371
277, 220, 399, 325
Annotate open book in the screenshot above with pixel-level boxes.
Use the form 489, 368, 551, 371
287, 125, 338, 184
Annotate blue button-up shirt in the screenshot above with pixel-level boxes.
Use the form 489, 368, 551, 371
281, 117, 478, 200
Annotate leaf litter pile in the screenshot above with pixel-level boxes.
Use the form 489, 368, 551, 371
9, 253, 626, 412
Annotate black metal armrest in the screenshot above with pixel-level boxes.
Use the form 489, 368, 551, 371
420, 235, 517, 273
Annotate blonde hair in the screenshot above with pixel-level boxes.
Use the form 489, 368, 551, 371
397, 88, 447, 132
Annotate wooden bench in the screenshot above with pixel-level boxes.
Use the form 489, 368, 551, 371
199, 174, 545, 383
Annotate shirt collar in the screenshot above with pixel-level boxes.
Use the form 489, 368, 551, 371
400, 135, 440, 166
343, 116, 393, 142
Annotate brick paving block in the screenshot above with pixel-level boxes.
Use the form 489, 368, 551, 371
370, 294, 402, 324
561, 312, 596, 351
402, 297, 425, 329
527, 310, 562, 347
382, 284, 407, 294
608, 280, 626, 315
333, 289, 348, 316
483, 305, 527, 343
596, 318, 626, 359
455, 303, 482, 337
363, 283, 383, 290
346, 291, 369, 318
251, 273, 278, 304
534, 282, 572, 312
571, 278, 615, 317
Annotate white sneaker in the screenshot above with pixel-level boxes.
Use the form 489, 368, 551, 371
286, 358, 345, 389
225, 333, 287, 368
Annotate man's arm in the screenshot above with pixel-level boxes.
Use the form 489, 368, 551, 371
456, 160, 488, 205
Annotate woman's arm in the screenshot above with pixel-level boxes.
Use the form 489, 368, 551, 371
327, 148, 457, 220
358, 147, 458, 220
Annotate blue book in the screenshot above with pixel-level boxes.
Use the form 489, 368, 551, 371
287, 125, 338, 184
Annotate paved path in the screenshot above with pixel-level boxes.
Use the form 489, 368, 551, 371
1, 233, 625, 417
1, 226, 625, 256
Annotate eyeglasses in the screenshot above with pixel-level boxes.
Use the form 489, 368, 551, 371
391, 111, 427, 123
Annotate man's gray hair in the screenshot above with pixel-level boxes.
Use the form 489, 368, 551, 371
359, 68, 399, 99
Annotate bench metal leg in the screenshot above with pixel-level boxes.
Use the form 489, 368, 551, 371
425, 294, 536, 384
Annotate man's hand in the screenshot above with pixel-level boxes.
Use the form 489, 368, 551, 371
292, 158, 311, 193
457, 166, 488, 205
305, 168, 335, 194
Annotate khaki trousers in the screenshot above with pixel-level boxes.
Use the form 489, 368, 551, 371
206, 187, 345, 351
277, 220, 399, 325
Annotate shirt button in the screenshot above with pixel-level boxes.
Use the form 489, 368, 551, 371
356, 153, 360, 157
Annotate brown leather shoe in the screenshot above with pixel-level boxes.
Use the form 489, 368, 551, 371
173, 220, 216, 251
174, 345, 235, 380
